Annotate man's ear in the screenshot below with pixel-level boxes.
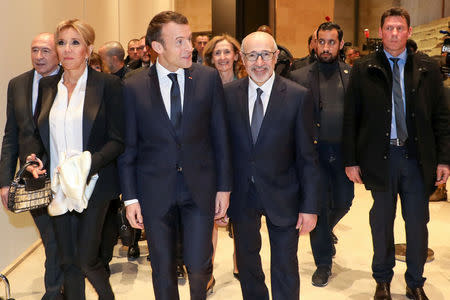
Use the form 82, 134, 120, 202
152, 41, 164, 54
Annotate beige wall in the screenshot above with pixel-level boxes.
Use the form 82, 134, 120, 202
175, 0, 212, 33
0, 0, 172, 272
275, 0, 335, 58
334, 0, 356, 45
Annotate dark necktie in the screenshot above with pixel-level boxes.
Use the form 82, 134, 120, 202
251, 88, 264, 144
390, 57, 408, 143
167, 73, 182, 134
34, 96, 42, 124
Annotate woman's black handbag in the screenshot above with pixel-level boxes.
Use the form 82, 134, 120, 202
7, 161, 52, 213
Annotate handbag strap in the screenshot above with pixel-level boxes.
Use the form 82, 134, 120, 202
14, 161, 41, 181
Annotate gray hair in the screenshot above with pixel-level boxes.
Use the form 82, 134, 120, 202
241, 31, 278, 53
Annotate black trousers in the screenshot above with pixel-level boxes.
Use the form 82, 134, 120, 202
100, 198, 120, 271
370, 146, 429, 288
310, 143, 354, 267
143, 173, 213, 300
30, 208, 63, 300
53, 198, 114, 300
233, 184, 300, 300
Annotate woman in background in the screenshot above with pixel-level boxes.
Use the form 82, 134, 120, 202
203, 34, 247, 292
27, 19, 124, 300
89, 52, 103, 72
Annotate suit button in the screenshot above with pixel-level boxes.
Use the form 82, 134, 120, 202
411, 113, 415, 118
314, 140, 318, 144
414, 137, 418, 141
387, 109, 391, 113
176, 165, 182, 172
383, 155, 387, 160
385, 132, 389, 136
316, 123, 320, 127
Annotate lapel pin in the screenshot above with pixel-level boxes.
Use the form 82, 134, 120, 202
344, 70, 349, 74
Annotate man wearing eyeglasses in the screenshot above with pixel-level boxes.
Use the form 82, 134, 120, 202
125, 38, 144, 69
223, 31, 320, 300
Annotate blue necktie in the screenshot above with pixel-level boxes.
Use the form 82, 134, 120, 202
168, 73, 182, 135
251, 88, 264, 144
389, 58, 408, 143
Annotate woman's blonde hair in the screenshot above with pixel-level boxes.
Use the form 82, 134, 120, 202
203, 34, 247, 79
55, 19, 95, 46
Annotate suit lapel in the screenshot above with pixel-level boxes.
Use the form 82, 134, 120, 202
308, 63, 321, 114
38, 78, 59, 155
82, 68, 103, 150
238, 78, 253, 146
256, 75, 286, 145
26, 71, 35, 126
181, 66, 194, 135
339, 61, 350, 92
148, 65, 177, 138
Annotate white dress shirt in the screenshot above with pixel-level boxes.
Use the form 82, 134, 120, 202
124, 60, 186, 206
49, 66, 87, 185
248, 71, 275, 122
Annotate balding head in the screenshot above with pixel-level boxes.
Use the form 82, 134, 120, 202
241, 32, 279, 86
31, 33, 59, 77
99, 41, 125, 73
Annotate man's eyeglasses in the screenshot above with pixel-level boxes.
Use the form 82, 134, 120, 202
241, 51, 276, 62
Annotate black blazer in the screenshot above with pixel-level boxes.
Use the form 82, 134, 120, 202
290, 61, 351, 141
29, 67, 125, 202
224, 75, 320, 227
118, 63, 232, 218
343, 50, 450, 194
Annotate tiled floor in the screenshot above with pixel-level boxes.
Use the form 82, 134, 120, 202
3, 185, 450, 299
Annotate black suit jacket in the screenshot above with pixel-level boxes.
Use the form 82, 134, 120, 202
290, 61, 351, 141
118, 63, 232, 218
224, 75, 320, 227
343, 49, 450, 194
29, 67, 125, 203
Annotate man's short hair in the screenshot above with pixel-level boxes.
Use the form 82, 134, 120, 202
146, 11, 188, 47
381, 7, 410, 28
127, 38, 139, 49
316, 22, 343, 42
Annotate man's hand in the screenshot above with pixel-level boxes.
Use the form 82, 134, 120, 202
214, 191, 230, 220
126, 202, 144, 229
1, 187, 9, 209
25, 154, 46, 178
345, 166, 363, 184
435, 164, 450, 186
296, 213, 317, 235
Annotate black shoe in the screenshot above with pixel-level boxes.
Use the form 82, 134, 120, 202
176, 264, 187, 282
127, 245, 140, 259
406, 286, 429, 300
331, 232, 338, 244
311, 266, 331, 287
374, 282, 391, 300
233, 271, 240, 281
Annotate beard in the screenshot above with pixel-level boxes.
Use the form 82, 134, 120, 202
317, 51, 338, 64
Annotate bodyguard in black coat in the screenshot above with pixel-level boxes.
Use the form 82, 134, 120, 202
343, 8, 449, 300
224, 31, 320, 300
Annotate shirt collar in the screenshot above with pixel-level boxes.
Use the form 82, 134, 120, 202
248, 71, 275, 95
384, 48, 407, 64
156, 59, 184, 79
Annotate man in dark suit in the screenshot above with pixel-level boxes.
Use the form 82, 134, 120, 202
290, 22, 354, 287
224, 31, 320, 300
343, 7, 449, 300
0, 33, 63, 300
119, 11, 232, 300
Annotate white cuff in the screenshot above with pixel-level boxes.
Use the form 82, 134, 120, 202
124, 199, 139, 206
